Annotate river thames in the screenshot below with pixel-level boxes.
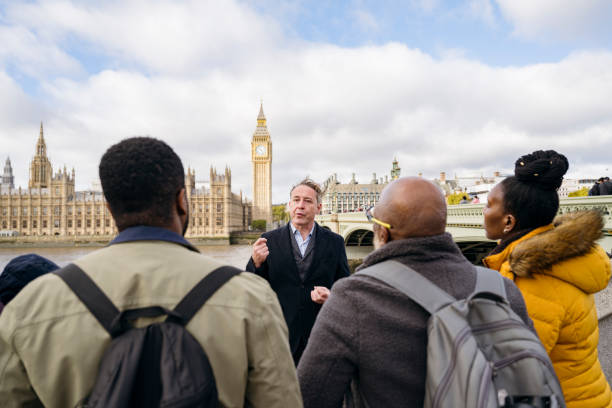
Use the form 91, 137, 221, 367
0, 245, 373, 271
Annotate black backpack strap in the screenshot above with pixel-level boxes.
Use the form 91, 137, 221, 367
170, 265, 242, 325
54, 263, 120, 336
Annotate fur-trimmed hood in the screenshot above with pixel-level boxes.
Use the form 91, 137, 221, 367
508, 210, 610, 293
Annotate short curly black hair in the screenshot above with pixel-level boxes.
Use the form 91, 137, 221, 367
99, 137, 185, 230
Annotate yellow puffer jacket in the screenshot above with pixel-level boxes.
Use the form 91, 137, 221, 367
484, 210, 612, 408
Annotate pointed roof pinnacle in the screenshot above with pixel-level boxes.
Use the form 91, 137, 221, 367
37, 121, 46, 149
257, 101, 266, 120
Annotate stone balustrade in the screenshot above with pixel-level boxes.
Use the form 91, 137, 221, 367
317, 196, 612, 253
446, 196, 612, 230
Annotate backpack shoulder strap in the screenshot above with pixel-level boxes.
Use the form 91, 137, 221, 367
54, 263, 119, 336
356, 260, 455, 314
171, 265, 242, 325
472, 266, 507, 302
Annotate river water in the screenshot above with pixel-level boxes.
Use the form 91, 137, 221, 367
0, 245, 373, 271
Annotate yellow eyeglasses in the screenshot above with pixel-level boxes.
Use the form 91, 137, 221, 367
365, 206, 392, 229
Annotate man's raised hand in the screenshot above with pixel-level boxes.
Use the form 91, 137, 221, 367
252, 237, 269, 268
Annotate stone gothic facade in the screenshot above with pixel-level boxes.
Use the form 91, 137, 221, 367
320, 158, 401, 214
185, 166, 252, 237
0, 123, 251, 239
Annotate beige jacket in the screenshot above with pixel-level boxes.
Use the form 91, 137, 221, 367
0, 240, 302, 408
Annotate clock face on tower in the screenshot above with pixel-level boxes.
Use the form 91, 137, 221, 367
255, 145, 267, 156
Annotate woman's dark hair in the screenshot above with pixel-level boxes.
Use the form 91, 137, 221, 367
500, 150, 569, 230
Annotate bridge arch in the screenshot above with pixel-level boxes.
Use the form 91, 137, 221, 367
345, 228, 374, 246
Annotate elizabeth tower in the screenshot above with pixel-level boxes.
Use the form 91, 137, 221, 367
251, 103, 272, 227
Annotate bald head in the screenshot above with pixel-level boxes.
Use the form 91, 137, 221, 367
375, 177, 447, 240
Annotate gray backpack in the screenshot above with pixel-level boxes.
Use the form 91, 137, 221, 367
358, 260, 565, 408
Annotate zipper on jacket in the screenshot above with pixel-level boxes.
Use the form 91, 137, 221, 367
432, 326, 473, 408
471, 319, 525, 334
477, 361, 494, 408
493, 350, 556, 374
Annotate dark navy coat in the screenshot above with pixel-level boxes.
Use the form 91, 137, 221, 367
246, 222, 350, 357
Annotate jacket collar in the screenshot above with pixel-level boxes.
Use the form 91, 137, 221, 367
109, 226, 200, 253
483, 224, 552, 272
484, 211, 610, 293
356, 232, 462, 271
289, 222, 315, 238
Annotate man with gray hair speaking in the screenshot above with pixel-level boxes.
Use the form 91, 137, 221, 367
246, 178, 350, 364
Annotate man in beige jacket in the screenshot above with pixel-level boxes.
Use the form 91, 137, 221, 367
0, 137, 302, 408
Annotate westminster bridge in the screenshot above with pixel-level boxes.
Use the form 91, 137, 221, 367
316, 196, 612, 264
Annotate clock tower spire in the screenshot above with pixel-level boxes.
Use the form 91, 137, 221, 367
251, 102, 272, 228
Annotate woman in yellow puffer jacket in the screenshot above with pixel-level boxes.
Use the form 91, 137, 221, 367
483, 150, 611, 408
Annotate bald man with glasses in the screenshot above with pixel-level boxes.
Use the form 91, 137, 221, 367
298, 177, 532, 408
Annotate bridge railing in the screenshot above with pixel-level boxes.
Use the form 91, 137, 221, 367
447, 196, 612, 231
319, 196, 612, 235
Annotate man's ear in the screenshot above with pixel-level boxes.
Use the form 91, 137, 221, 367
376, 224, 390, 245
176, 188, 188, 216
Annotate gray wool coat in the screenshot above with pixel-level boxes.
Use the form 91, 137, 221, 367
297, 233, 534, 408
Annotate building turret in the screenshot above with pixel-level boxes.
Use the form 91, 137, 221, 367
225, 165, 231, 184
185, 167, 195, 199
2, 157, 15, 188
257, 102, 266, 126
391, 157, 401, 180
29, 122, 53, 189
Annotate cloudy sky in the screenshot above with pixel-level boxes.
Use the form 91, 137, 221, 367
1, 0, 611, 203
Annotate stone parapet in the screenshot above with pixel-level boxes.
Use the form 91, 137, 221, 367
446, 196, 612, 230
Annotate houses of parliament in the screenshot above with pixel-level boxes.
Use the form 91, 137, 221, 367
0, 106, 275, 240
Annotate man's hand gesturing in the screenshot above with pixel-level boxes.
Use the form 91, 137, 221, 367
252, 237, 269, 268
310, 286, 330, 304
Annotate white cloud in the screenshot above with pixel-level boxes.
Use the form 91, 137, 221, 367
468, 0, 496, 27
0, 25, 82, 79
352, 10, 379, 32
495, 0, 612, 42
3, 0, 285, 75
0, 1, 611, 204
